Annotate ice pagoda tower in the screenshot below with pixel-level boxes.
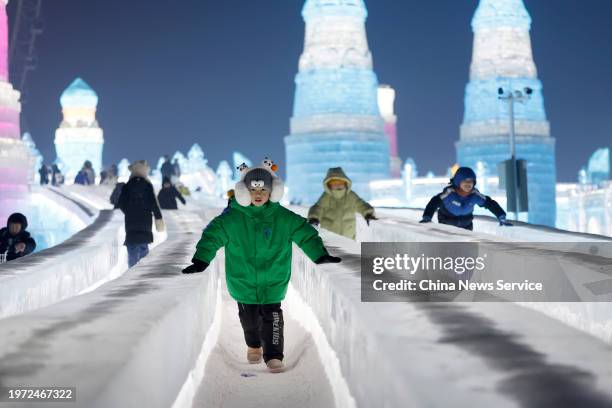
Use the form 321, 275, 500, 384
0, 0, 27, 223
54, 78, 104, 181
456, 0, 556, 226
284, 0, 390, 203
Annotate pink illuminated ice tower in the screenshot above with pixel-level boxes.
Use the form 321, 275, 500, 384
378, 85, 402, 178
0, 0, 27, 224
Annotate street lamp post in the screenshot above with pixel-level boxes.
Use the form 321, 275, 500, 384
498, 86, 533, 221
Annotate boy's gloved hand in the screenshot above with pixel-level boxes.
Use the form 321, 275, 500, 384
315, 255, 342, 264
182, 259, 209, 274
308, 218, 320, 226
419, 216, 432, 224
364, 214, 378, 226
498, 216, 513, 227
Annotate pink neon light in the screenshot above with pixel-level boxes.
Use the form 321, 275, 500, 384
0, 5, 7, 82
384, 122, 398, 157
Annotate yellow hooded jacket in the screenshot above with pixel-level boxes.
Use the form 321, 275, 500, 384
308, 167, 374, 240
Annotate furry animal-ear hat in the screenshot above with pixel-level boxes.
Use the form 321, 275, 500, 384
234, 158, 284, 207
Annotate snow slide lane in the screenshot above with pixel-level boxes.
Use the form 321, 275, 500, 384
191, 285, 338, 408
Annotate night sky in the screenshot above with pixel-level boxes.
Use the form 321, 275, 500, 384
9, 0, 612, 182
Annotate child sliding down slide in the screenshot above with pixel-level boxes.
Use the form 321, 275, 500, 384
420, 166, 512, 231
182, 158, 341, 373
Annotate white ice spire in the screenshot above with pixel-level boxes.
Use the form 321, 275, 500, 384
299, 0, 372, 71
470, 0, 537, 80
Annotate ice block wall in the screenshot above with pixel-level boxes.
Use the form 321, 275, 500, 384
0, 0, 28, 225
456, 0, 557, 226
54, 78, 104, 181
285, 0, 390, 204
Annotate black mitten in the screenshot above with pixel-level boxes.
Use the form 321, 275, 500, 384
315, 255, 342, 264
182, 259, 209, 274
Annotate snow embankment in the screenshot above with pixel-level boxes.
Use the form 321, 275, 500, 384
0, 190, 166, 319
0, 210, 218, 408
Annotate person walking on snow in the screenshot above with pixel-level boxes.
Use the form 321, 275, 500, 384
308, 167, 377, 240
420, 166, 512, 231
0, 213, 36, 262
157, 176, 186, 210
182, 158, 341, 374
117, 160, 165, 267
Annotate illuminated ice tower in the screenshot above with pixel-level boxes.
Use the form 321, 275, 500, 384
456, 0, 556, 226
285, 0, 390, 203
0, 0, 27, 223
54, 78, 104, 181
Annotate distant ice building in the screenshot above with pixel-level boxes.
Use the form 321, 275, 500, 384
584, 148, 610, 186
54, 78, 104, 182
557, 148, 612, 236
456, 0, 557, 227
285, 0, 390, 204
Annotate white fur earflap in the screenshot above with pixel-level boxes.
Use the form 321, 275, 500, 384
234, 180, 252, 207
270, 177, 284, 203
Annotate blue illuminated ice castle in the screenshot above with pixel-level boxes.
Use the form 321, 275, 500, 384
284, 0, 390, 203
55, 78, 104, 181
456, 0, 557, 226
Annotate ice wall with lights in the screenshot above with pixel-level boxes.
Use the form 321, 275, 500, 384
0, 0, 28, 224
284, 0, 390, 203
456, 0, 556, 226
54, 78, 104, 181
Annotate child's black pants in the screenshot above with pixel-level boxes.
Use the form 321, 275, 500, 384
237, 302, 284, 362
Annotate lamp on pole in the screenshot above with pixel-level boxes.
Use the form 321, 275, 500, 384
498, 86, 533, 221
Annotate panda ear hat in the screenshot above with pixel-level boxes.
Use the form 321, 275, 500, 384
233, 158, 285, 207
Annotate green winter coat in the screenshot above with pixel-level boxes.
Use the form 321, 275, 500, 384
308, 167, 375, 240
193, 198, 328, 304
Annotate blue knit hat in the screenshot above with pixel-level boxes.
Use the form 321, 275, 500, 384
452, 167, 477, 187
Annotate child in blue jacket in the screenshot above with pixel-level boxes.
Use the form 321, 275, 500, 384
420, 167, 512, 231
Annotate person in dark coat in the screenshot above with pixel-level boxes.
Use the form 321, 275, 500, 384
74, 169, 89, 185
39, 165, 49, 185
117, 160, 164, 267
0, 213, 36, 262
157, 177, 186, 210
160, 156, 174, 180
420, 166, 512, 231
51, 164, 63, 186
110, 182, 126, 208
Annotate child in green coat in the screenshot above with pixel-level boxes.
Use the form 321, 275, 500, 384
182, 158, 341, 373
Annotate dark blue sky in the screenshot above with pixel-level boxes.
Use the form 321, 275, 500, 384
10, 0, 612, 181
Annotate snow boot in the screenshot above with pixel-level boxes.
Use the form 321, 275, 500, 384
266, 359, 285, 373
247, 347, 262, 364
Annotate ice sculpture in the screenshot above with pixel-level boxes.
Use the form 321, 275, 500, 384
0, 0, 27, 224
54, 78, 104, 182
216, 160, 233, 196
187, 144, 207, 173
22, 132, 43, 184
232, 152, 252, 181
456, 0, 557, 226
284, 0, 390, 204
378, 85, 401, 178
180, 144, 217, 195
586, 148, 610, 185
